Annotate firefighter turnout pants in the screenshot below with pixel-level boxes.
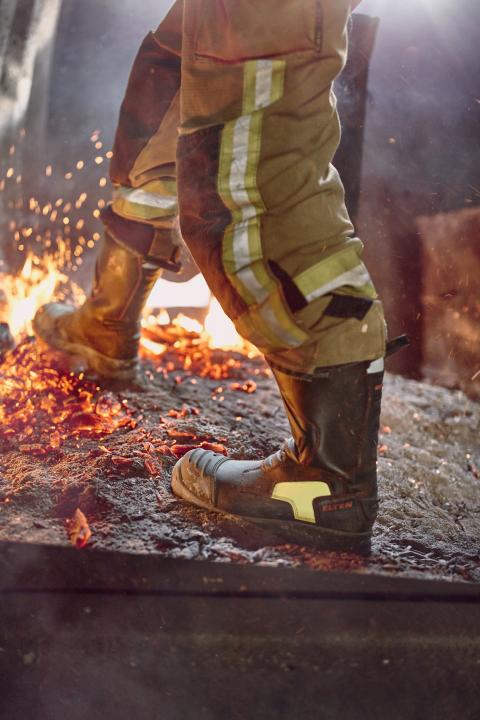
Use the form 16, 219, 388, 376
103, 0, 386, 375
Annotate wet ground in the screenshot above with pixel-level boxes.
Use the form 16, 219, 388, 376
0, 339, 479, 583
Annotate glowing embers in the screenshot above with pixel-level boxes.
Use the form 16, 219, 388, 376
0, 339, 136, 453
143, 274, 251, 352
0, 248, 260, 455
0, 308, 264, 455
140, 309, 256, 381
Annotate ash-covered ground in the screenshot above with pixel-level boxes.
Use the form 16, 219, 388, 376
0, 339, 479, 583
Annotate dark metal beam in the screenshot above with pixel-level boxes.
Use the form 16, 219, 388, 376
1, 542, 479, 720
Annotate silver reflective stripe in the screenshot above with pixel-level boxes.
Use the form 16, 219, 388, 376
236, 267, 269, 302
229, 116, 254, 213
221, 58, 306, 353
227, 88, 268, 303
367, 358, 385, 374
303, 264, 372, 304
255, 59, 274, 109
115, 187, 177, 211
260, 303, 304, 347
231, 220, 252, 268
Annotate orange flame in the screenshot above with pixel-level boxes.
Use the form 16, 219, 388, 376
0, 246, 85, 338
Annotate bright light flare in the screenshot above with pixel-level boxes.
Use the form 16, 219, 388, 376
146, 273, 211, 309
204, 298, 243, 350
173, 313, 204, 335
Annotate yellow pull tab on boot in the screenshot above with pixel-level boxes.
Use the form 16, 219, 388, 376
271, 482, 331, 524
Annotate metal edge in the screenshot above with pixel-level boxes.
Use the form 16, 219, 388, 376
1, 540, 479, 601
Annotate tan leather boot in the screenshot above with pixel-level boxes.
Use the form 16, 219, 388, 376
172, 358, 386, 553
33, 233, 164, 380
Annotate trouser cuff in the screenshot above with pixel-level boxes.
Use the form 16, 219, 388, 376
266, 357, 380, 382
101, 204, 182, 273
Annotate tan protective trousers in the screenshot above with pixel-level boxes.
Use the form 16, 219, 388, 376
104, 0, 386, 375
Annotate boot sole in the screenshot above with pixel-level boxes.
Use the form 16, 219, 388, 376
33, 314, 139, 382
171, 465, 372, 555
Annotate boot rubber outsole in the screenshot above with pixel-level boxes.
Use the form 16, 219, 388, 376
171, 464, 372, 555
33, 311, 139, 382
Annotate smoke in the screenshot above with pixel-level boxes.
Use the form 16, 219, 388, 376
46, 0, 174, 169
360, 0, 480, 213
0, 0, 175, 273
353, 0, 480, 376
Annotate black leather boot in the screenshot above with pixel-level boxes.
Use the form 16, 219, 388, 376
172, 358, 385, 553
33, 233, 164, 381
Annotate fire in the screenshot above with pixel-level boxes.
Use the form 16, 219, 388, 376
143, 272, 252, 352
0, 129, 260, 454
204, 298, 244, 350
0, 249, 262, 452
0, 128, 255, 356
173, 313, 204, 335
140, 276, 257, 359
0, 249, 253, 357
0, 246, 85, 337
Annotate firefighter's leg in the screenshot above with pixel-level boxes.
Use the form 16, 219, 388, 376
34, 2, 184, 380
172, 0, 387, 550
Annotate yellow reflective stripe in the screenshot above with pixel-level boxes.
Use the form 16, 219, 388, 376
217, 121, 236, 212
244, 111, 264, 211
260, 291, 306, 346
229, 116, 255, 211
269, 59, 286, 105
344, 281, 378, 300
243, 61, 258, 114
243, 59, 286, 112
114, 184, 177, 209
220, 89, 271, 306
141, 179, 177, 198
294, 247, 360, 298
294, 248, 377, 302
248, 257, 275, 300
116, 189, 176, 210
112, 182, 178, 222
219, 60, 282, 306
223, 227, 277, 307
112, 197, 175, 222
235, 290, 307, 351
236, 306, 287, 350
235, 236, 272, 303
218, 58, 307, 349
272, 482, 331, 524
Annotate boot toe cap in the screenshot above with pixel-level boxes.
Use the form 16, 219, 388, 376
172, 448, 224, 509
33, 303, 75, 346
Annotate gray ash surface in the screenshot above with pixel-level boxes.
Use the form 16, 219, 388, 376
0, 340, 479, 583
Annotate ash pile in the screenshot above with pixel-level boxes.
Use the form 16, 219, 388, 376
0, 332, 479, 583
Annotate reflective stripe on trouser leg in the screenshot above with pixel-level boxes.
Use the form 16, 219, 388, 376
218, 58, 307, 350
217, 57, 379, 356
178, 0, 387, 370
108, 178, 181, 270
112, 179, 178, 226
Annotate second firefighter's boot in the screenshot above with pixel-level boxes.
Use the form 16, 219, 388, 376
33, 233, 164, 381
172, 359, 384, 553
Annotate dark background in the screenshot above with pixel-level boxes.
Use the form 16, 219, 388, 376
357, 0, 480, 376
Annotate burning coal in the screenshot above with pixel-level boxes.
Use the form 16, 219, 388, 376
0, 128, 264, 460
0, 276, 259, 454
